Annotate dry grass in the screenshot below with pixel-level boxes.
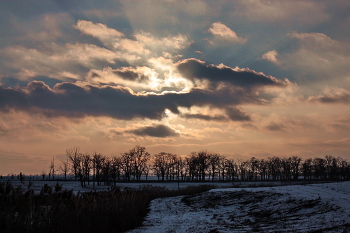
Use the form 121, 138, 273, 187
0, 181, 215, 233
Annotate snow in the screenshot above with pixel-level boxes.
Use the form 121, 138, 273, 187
3, 177, 350, 232
0, 177, 234, 194
128, 182, 350, 233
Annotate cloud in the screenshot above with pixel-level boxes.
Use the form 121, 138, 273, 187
0, 43, 118, 81
275, 32, 350, 85
176, 58, 290, 89
208, 22, 247, 44
86, 66, 153, 85
226, 107, 251, 121
74, 20, 125, 46
234, 0, 329, 25
182, 113, 228, 122
128, 124, 179, 138
182, 107, 250, 122
135, 32, 190, 51
265, 122, 285, 131
307, 88, 350, 104
0, 81, 165, 120
74, 20, 190, 63
262, 50, 279, 64
289, 32, 340, 50
0, 76, 284, 122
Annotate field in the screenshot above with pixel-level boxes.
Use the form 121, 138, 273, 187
2, 177, 350, 232
128, 182, 350, 233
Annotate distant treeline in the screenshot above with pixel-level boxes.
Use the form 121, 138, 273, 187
47, 146, 350, 186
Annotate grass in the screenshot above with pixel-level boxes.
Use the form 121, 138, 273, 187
0, 181, 215, 233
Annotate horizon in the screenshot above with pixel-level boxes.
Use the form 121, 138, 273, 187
1, 0, 350, 175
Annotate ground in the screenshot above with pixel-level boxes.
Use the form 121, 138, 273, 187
3, 177, 350, 232
128, 182, 350, 233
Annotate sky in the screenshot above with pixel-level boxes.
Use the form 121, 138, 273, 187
1, 0, 350, 175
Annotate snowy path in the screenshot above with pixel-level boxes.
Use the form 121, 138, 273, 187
128, 195, 222, 233
128, 182, 350, 233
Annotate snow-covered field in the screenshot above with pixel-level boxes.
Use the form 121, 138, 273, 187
128, 182, 350, 233
3, 177, 350, 232
0, 178, 235, 194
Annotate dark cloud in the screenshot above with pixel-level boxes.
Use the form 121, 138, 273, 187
308, 92, 350, 104
182, 113, 228, 122
176, 58, 290, 89
182, 107, 251, 122
113, 70, 149, 82
226, 107, 251, 121
1, 77, 29, 88
0, 69, 289, 122
0, 79, 269, 120
326, 123, 350, 131
1, 76, 63, 88
265, 122, 285, 131
90, 72, 101, 78
129, 124, 179, 138
0, 81, 163, 119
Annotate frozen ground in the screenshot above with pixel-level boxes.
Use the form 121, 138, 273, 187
128, 182, 350, 233
0, 177, 235, 194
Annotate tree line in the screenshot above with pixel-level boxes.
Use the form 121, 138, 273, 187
58, 145, 350, 186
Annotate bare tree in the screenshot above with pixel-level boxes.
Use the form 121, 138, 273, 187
208, 153, 221, 181
186, 153, 199, 181
121, 151, 133, 181
131, 145, 150, 181
290, 156, 302, 180
119, 146, 151, 181
59, 159, 69, 180
48, 157, 55, 180
302, 158, 312, 180
111, 156, 122, 184
41, 171, 46, 180
153, 152, 169, 181
66, 147, 81, 179
197, 151, 210, 181
102, 158, 111, 185
66, 147, 85, 187
92, 152, 104, 186
259, 159, 268, 181
82, 154, 91, 185
142, 162, 151, 181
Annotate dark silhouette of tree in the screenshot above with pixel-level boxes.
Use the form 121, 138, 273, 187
60, 146, 350, 183
102, 158, 111, 185
66, 147, 81, 179
259, 159, 267, 181
178, 156, 186, 181
132, 146, 150, 181
82, 154, 91, 186
208, 153, 221, 181
41, 171, 46, 180
313, 157, 326, 180
59, 159, 69, 180
267, 157, 282, 181
66, 147, 85, 187
111, 156, 122, 184
186, 152, 200, 181
48, 157, 55, 180
153, 152, 170, 181
225, 159, 236, 181
121, 150, 133, 181
303, 158, 313, 180
92, 152, 104, 185
290, 156, 302, 180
